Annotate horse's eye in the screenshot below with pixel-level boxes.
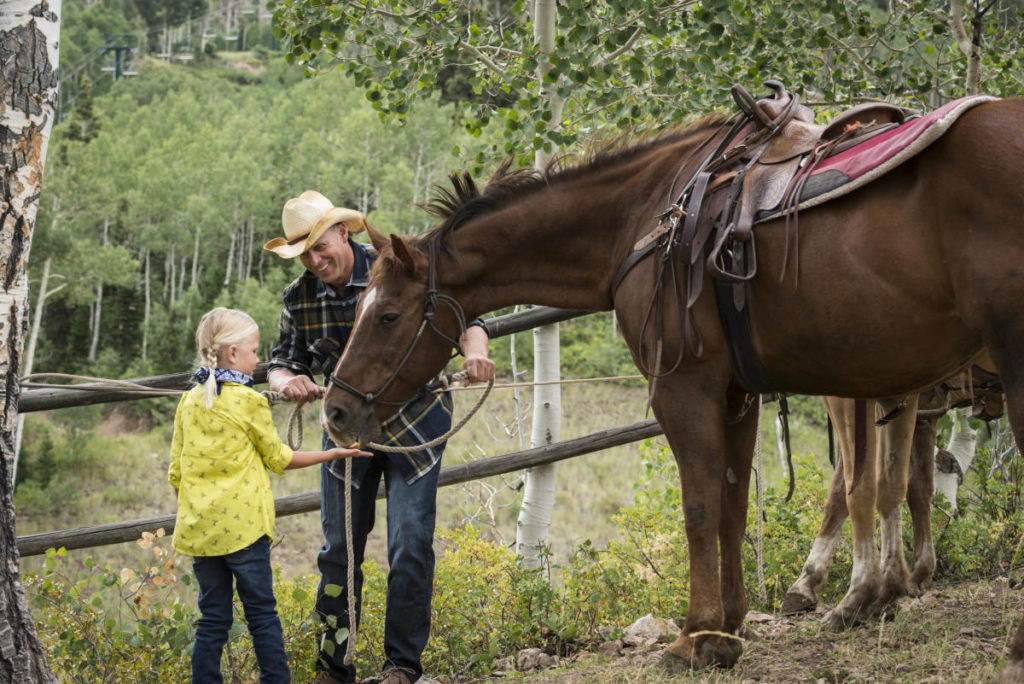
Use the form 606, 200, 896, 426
380, 312, 400, 327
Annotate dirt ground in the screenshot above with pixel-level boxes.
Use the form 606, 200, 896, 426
500, 578, 1024, 683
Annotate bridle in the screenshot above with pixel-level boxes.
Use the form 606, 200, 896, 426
328, 239, 468, 407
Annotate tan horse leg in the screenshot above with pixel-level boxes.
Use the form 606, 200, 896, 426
780, 440, 849, 614
906, 414, 938, 595
873, 395, 916, 612
824, 396, 882, 631
655, 372, 745, 670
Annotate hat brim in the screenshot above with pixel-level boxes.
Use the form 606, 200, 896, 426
264, 207, 367, 258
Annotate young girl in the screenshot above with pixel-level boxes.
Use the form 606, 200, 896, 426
169, 307, 369, 684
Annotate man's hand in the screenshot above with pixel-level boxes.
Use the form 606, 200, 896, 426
270, 370, 322, 405
458, 325, 495, 385
461, 353, 495, 385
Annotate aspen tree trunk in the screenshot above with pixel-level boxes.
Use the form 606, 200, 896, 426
0, 2, 62, 680
178, 254, 186, 296
191, 225, 200, 288
224, 231, 235, 285
167, 242, 176, 305
15, 256, 64, 479
950, 0, 982, 95
515, 0, 564, 570
88, 216, 107, 361
242, 218, 253, 280
141, 248, 150, 362
934, 407, 978, 514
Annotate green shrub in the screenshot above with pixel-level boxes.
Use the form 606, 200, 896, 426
27, 435, 1024, 682
932, 444, 1024, 581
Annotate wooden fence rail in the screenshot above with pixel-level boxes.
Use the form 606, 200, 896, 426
18, 306, 590, 413
16, 419, 661, 557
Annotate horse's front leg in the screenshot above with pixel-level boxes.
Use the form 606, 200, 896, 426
653, 371, 745, 670
823, 397, 882, 631
718, 387, 758, 634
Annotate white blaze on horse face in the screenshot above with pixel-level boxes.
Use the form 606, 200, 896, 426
357, 286, 378, 325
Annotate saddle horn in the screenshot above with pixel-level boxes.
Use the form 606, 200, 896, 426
763, 79, 787, 100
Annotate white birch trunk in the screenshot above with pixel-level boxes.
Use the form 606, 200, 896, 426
15, 256, 64, 482
178, 254, 187, 298
191, 225, 200, 289
88, 217, 108, 361
515, 0, 564, 570
141, 248, 150, 363
0, 2, 62, 680
224, 231, 235, 285
167, 242, 175, 305
516, 321, 561, 568
775, 413, 787, 471
89, 277, 102, 361
933, 407, 978, 514
949, 0, 982, 95
243, 218, 253, 281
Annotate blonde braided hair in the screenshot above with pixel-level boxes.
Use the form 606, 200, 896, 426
194, 307, 259, 409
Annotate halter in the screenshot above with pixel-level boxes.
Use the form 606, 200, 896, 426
329, 239, 468, 407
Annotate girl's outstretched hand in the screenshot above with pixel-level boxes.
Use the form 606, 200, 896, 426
331, 446, 373, 459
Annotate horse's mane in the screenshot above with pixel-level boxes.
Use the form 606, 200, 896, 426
418, 113, 730, 253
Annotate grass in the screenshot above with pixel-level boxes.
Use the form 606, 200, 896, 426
493, 578, 1023, 682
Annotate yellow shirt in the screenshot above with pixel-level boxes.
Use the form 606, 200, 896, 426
168, 383, 293, 556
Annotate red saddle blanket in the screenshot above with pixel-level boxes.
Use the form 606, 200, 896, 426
757, 94, 997, 222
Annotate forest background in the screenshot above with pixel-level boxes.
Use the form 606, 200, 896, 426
13, 0, 1024, 681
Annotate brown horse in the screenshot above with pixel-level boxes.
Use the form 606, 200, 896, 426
320, 97, 1024, 670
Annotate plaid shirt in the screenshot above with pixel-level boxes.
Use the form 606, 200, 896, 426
268, 240, 454, 486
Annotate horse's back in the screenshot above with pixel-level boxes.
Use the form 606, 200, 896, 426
743, 97, 1024, 397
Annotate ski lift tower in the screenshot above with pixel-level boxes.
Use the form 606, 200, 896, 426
101, 37, 136, 81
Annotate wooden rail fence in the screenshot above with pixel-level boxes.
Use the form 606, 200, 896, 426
16, 307, 664, 557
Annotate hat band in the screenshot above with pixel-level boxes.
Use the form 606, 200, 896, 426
287, 232, 310, 246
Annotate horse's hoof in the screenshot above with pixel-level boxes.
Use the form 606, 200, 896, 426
780, 591, 817, 616
662, 633, 743, 670
700, 635, 743, 668
824, 607, 863, 631
907, 572, 933, 597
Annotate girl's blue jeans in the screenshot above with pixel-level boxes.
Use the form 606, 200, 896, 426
191, 536, 290, 683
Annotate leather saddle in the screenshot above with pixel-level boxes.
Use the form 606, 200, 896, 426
709, 81, 907, 286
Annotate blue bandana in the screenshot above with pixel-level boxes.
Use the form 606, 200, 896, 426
193, 367, 254, 394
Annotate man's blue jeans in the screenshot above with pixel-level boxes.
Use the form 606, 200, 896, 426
191, 536, 290, 683
314, 451, 441, 683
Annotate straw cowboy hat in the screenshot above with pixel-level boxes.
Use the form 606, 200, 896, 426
263, 190, 367, 259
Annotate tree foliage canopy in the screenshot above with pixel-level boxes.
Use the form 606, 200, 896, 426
271, 0, 1024, 168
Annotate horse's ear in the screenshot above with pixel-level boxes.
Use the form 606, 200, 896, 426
390, 234, 419, 275
367, 223, 389, 252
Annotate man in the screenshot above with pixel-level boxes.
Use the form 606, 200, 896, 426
264, 190, 494, 684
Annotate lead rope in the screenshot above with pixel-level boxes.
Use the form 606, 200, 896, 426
264, 372, 493, 665
263, 374, 497, 453
366, 374, 494, 453
755, 395, 767, 605
344, 455, 356, 664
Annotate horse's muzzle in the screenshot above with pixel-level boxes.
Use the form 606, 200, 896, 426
321, 397, 380, 449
